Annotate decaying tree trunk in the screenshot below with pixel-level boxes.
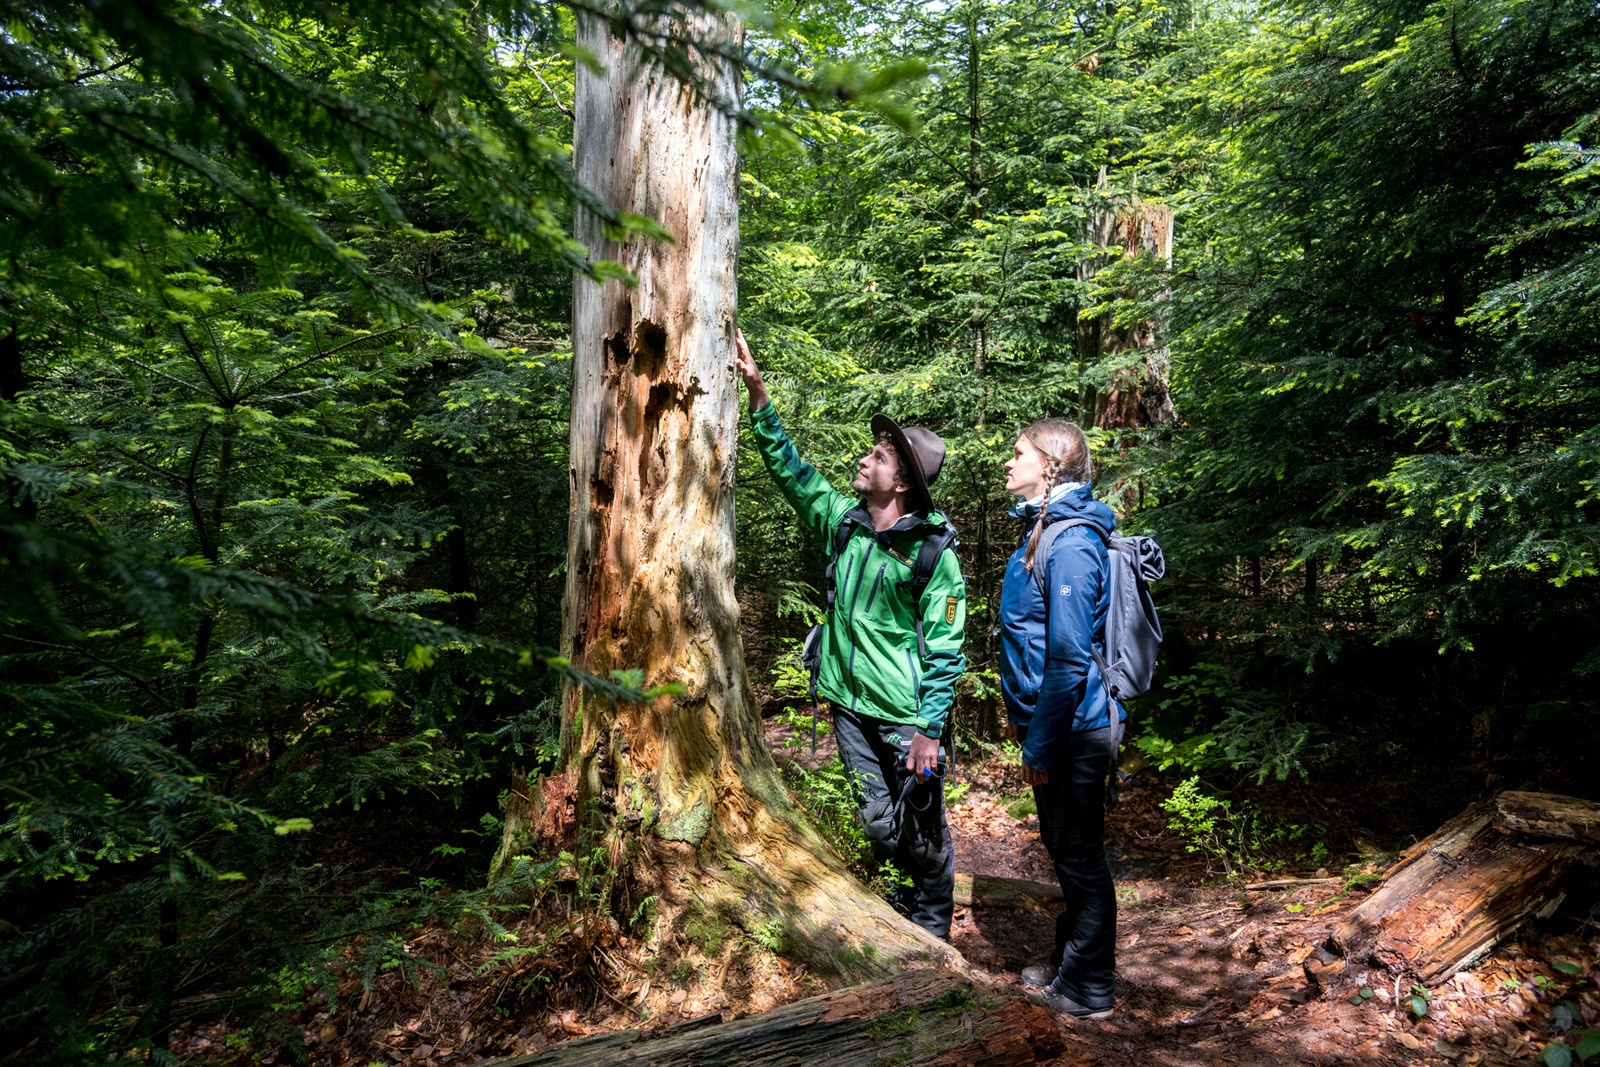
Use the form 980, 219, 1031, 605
1076, 169, 1176, 432
1329, 792, 1599, 986
483, 969, 1065, 1066
493, 9, 961, 979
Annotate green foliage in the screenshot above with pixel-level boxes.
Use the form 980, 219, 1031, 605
1133, 660, 1337, 783
770, 638, 813, 700
1005, 793, 1037, 821
1140, 0, 1600, 665
0, 0, 684, 1057
1159, 776, 1316, 880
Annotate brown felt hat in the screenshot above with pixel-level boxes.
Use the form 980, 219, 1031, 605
869, 413, 947, 512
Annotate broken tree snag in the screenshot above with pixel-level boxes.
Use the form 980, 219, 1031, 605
485, 969, 1066, 1067
492, 6, 962, 979
1076, 168, 1176, 433
1330, 795, 1592, 985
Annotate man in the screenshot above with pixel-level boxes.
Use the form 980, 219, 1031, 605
735, 329, 966, 939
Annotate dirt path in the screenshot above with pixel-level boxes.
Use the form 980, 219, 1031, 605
771, 710, 1599, 1067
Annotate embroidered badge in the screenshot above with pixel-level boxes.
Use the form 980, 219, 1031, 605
945, 596, 957, 624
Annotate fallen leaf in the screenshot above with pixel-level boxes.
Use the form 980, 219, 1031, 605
1397, 1032, 1422, 1050
411, 1045, 433, 1059
1177, 926, 1195, 935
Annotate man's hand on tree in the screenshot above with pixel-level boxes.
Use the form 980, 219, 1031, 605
735, 328, 770, 411
906, 731, 941, 778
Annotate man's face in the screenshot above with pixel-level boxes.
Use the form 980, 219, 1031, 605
852, 440, 906, 501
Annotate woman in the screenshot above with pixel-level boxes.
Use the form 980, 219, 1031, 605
998, 419, 1120, 1019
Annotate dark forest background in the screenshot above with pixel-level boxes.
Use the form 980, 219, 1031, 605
2, 0, 1596, 1059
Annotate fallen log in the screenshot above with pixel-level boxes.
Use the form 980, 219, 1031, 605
1330, 792, 1598, 986
484, 968, 1066, 1066
954, 873, 1063, 910
1496, 790, 1600, 846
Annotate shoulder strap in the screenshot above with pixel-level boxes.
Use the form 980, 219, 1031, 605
1027, 514, 1118, 688
823, 510, 864, 613
1028, 517, 1108, 601
906, 523, 959, 660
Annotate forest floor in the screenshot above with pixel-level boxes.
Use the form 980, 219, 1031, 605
173, 701, 1600, 1067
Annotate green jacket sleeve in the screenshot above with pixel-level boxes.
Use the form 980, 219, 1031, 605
914, 544, 967, 736
748, 401, 853, 546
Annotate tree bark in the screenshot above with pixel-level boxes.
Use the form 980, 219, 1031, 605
497, 9, 961, 980
483, 969, 1065, 1066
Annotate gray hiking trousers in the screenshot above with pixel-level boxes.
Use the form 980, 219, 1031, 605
831, 704, 955, 939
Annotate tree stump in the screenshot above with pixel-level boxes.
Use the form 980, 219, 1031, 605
484, 969, 1066, 1066
1329, 792, 1598, 985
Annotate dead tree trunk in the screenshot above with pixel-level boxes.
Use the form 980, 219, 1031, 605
1329, 792, 1598, 986
483, 969, 1065, 1066
1076, 170, 1176, 433
495, 9, 961, 980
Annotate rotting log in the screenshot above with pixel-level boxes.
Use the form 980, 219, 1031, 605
483, 969, 1066, 1066
1496, 790, 1600, 846
1329, 793, 1597, 985
954, 873, 1063, 911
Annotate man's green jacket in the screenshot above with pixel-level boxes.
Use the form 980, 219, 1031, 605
750, 402, 966, 737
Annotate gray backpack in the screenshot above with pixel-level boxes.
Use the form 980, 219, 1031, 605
1032, 518, 1166, 702
1031, 518, 1166, 800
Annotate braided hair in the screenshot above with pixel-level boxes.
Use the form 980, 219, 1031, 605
1021, 419, 1092, 573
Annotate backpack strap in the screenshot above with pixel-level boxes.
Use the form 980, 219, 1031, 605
822, 508, 865, 616
904, 522, 959, 661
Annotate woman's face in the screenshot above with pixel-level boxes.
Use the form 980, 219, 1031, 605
1004, 435, 1049, 500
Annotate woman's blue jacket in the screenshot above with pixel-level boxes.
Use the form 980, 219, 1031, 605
998, 484, 1123, 774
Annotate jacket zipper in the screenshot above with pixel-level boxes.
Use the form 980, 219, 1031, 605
863, 563, 887, 613
904, 647, 920, 705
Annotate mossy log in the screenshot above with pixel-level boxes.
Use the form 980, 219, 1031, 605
484, 969, 1066, 1066
1330, 793, 1598, 985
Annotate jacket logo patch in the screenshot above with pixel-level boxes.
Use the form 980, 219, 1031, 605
1060, 585, 1072, 597
945, 596, 957, 624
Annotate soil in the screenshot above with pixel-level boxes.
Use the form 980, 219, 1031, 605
171, 699, 1600, 1067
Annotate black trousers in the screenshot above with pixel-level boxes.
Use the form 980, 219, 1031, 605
831, 704, 955, 939
1030, 724, 1117, 1010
